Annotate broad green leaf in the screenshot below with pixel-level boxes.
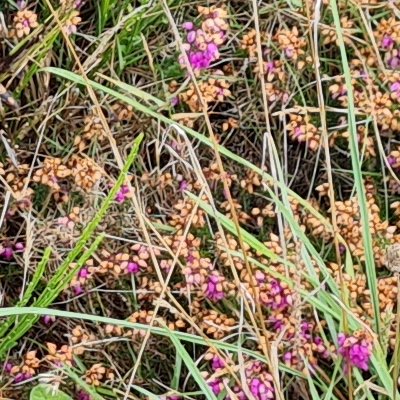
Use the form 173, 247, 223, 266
30, 384, 72, 400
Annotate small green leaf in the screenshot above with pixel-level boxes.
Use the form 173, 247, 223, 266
30, 384, 72, 400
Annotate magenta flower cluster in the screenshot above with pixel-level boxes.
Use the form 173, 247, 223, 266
390, 81, 400, 99
204, 271, 225, 301
260, 276, 293, 312
0, 242, 24, 261
380, 35, 400, 69
337, 332, 372, 372
388, 155, 398, 169
207, 359, 275, 400
115, 184, 132, 204
179, 8, 228, 72
3, 362, 31, 383
72, 266, 91, 295
76, 391, 91, 400
282, 322, 330, 367
231, 361, 275, 400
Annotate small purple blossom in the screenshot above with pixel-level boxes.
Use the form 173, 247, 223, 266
72, 284, 84, 295
3, 362, 13, 374
388, 155, 397, 167
284, 47, 294, 59
15, 243, 25, 252
208, 379, 223, 395
337, 332, 372, 372
43, 315, 55, 325
179, 180, 188, 192
14, 372, 31, 383
76, 391, 91, 400
0, 242, 24, 261
127, 261, 139, 274
17, 0, 27, 9
293, 126, 303, 138
115, 184, 131, 204
78, 267, 90, 279
187, 30, 196, 44
314, 336, 330, 358
0, 247, 14, 260
269, 317, 284, 331
250, 377, 275, 400
204, 272, 225, 301
382, 35, 395, 50
266, 279, 293, 311
182, 22, 194, 31
171, 96, 179, 107
387, 54, 400, 70
187, 51, 214, 70
390, 81, 400, 98
179, 12, 228, 72
211, 355, 225, 370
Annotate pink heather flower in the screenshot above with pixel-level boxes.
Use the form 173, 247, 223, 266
300, 322, 313, 340
188, 51, 213, 70
269, 317, 284, 331
0, 247, 14, 260
209, 379, 223, 395
227, 388, 247, 400
78, 267, 90, 279
388, 54, 400, 69
294, 126, 303, 138
15, 242, 25, 252
182, 22, 194, 30
388, 155, 397, 167
337, 332, 372, 371
314, 336, 330, 358
283, 351, 293, 364
187, 30, 196, 44
390, 81, 400, 97
382, 36, 395, 50
76, 391, 91, 400
268, 279, 292, 310
72, 284, 84, 295
3, 362, 13, 373
285, 47, 294, 59
204, 272, 225, 301
265, 61, 275, 74
187, 252, 196, 264
250, 378, 275, 400
14, 372, 31, 383
171, 96, 179, 107
115, 185, 131, 204
206, 43, 219, 58
179, 180, 188, 192
17, 1, 27, 9
255, 270, 266, 283
43, 315, 55, 325
180, 14, 227, 71
211, 355, 225, 370
127, 261, 139, 274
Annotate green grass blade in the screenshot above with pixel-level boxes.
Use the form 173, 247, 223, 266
329, 0, 380, 335
163, 330, 217, 400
